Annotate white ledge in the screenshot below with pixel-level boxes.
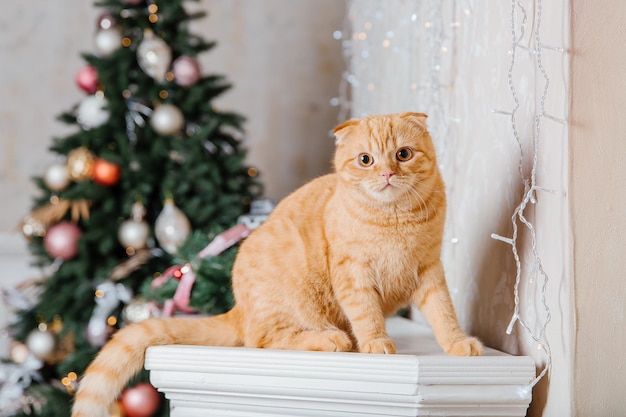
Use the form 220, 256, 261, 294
145, 317, 534, 416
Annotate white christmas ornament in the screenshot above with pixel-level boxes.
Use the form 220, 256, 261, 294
44, 163, 70, 192
137, 29, 172, 82
150, 104, 184, 135
122, 297, 160, 323
25, 329, 56, 361
77, 94, 110, 129
155, 199, 191, 254
119, 220, 149, 250
94, 27, 122, 57
119, 202, 150, 250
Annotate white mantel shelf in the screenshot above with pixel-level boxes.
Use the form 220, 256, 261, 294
145, 317, 534, 417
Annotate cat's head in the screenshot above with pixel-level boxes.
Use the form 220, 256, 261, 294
332, 112, 441, 204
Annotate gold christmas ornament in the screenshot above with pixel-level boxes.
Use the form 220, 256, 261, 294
20, 215, 47, 239
70, 199, 92, 222
67, 147, 95, 181
19, 199, 91, 240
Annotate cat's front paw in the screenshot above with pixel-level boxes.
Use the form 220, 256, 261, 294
445, 336, 483, 356
360, 337, 397, 354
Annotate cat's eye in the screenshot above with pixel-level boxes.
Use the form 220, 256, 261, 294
358, 153, 374, 167
396, 147, 413, 161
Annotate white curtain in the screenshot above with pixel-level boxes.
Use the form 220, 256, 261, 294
340, 1, 571, 415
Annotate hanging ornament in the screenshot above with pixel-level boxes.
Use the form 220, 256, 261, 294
43, 163, 70, 192
86, 282, 133, 347
172, 56, 201, 87
9, 342, 30, 365
96, 12, 117, 30
118, 202, 150, 250
122, 297, 159, 324
75, 65, 99, 94
44, 221, 82, 260
25, 328, 57, 361
67, 147, 95, 181
150, 103, 184, 135
77, 94, 110, 129
154, 198, 191, 254
137, 29, 172, 82
20, 215, 46, 240
120, 383, 161, 417
92, 158, 121, 186
94, 27, 122, 57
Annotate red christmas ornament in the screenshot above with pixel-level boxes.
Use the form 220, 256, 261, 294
44, 221, 82, 260
92, 158, 121, 186
75, 66, 99, 94
120, 383, 161, 417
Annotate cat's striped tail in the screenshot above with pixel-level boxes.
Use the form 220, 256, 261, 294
71, 308, 242, 417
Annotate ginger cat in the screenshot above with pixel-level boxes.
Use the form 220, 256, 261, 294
72, 112, 482, 417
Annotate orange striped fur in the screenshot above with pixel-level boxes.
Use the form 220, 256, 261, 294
72, 112, 482, 417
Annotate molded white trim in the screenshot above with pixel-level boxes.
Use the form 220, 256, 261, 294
146, 317, 534, 416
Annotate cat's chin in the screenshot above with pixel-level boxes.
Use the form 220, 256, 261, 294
364, 186, 405, 204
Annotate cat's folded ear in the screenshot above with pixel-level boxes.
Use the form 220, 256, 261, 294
399, 112, 428, 126
333, 119, 359, 145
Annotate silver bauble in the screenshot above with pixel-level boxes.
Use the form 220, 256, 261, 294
150, 104, 184, 135
122, 298, 158, 323
94, 27, 122, 57
155, 199, 191, 254
137, 29, 172, 82
44, 163, 71, 191
118, 219, 150, 250
26, 329, 56, 361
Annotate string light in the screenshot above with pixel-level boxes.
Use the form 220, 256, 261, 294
490, 0, 568, 391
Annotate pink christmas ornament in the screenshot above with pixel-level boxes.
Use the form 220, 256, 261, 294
76, 66, 99, 94
44, 221, 82, 260
172, 56, 201, 87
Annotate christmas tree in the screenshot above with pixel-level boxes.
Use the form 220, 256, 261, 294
1, 0, 261, 416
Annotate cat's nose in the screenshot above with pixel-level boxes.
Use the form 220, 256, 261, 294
381, 171, 395, 180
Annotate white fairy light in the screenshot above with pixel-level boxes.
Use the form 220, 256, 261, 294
490, 0, 568, 392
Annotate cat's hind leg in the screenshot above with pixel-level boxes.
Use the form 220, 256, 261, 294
285, 328, 354, 352
249, 324, 353, 352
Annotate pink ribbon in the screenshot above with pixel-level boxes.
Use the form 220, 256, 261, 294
151, 224, 252, 316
